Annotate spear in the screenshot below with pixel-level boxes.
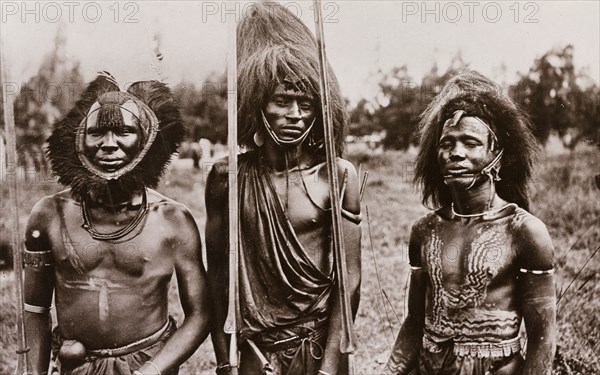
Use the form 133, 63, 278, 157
312, 1, 358, 373
224, 12, 239, 375
1, 35, 30, 375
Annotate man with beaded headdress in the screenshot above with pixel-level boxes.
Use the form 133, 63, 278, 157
23, 74, 211, 375
206, 3, 361, 375
384, 71, 556, 374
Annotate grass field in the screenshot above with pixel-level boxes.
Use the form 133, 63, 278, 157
1, 149, 599, 374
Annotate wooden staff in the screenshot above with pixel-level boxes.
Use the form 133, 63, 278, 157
1, 36, 30, 375
224, 13, 240, 375
312, 1, 358, 373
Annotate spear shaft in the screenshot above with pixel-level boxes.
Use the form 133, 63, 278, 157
224, 13, 239, 375
312, 0, 357, 372
1, 35, 30, 375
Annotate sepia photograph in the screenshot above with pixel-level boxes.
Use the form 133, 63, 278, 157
1, 1, 598, 374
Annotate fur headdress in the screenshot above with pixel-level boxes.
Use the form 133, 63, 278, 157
237, 1, 347, 155
47, 74, 184, 201
415, 71, 538, 211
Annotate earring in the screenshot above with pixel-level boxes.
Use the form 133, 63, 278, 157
308, 132, 315, 147
253, 132, 264, 147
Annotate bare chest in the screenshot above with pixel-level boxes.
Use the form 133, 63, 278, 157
270, 168, 331, 235
49, 204, 175, 277
425, 222, 516, 287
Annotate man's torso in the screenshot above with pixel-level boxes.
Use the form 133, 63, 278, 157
417, 204, 530, 343
236, 152, 336, 336
44, 189, 182, 349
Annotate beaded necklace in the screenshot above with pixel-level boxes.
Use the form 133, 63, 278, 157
81, 188, 149, 241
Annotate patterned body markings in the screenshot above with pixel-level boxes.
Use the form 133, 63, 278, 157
424, 214, 521, 342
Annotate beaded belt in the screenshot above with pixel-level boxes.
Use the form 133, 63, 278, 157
423, 334, 522, 358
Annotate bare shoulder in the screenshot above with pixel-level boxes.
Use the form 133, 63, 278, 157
336, 157, 359, 179
410, 212, 435, 240
407, 213, 436, 266
146, 189, 197, 229
411, 212, 438, 239
26, 189, 73, 248
335, 158, 360, 214
27, 189, 75, 225
512, 208, 554, 270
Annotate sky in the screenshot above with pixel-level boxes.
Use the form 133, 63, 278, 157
1, 0, 599, 104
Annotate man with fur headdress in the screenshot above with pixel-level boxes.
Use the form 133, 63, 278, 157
206, 3, 361, 375
23, 74, 211, 375
385, 71, 556, 375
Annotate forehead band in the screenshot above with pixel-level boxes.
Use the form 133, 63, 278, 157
443, 110, 499, 147
75, 92, 159, 180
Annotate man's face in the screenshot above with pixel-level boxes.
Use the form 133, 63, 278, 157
263, 83, 316, 143
84, 102, 142, 173
437, 117, 496, 189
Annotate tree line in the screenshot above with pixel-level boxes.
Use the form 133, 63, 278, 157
2, 43, 598, 173
351, 45, 599, 150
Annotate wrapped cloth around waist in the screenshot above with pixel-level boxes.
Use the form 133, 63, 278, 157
52, 316, 176, 362
251, 315, 329, 352
423, 334, 522, 358
89, 318, 172, 358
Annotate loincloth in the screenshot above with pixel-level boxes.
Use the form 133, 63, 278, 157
51, 316, 177, 375
240, 316, 329, 375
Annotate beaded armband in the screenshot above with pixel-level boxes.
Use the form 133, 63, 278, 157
23, 249, 54, 269
410, 265, 423, 273
519, 268, 554, 275
24, 303, 52, 314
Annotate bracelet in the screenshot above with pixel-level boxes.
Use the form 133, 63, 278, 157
145, 361, 161, 375
216, 362, 231, 375
318, 371, 332, 375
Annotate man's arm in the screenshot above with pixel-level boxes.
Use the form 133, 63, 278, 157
516, 216, 557, 375
319, 160, 362, 374
136, 205, 211, 375
204, 160, 231, 369
23, 197, 56, 375
384, 220, 426, 375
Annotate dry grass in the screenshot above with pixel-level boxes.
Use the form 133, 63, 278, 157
1, 150, 599, 374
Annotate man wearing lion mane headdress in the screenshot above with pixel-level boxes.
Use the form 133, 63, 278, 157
385, 71, 557, 375
206, 3, 362, 375
23, 74, 211, 375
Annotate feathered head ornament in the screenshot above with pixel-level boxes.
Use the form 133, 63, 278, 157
237, 1, 347, 155
47, 73, 185, 201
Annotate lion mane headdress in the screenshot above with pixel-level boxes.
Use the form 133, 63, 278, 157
415, 71, 539, 211
237, 1, 347, 156
47, 73, 185, 201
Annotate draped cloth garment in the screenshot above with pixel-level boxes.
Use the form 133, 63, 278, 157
238, 152, 334, 339
51, 317, 178, 375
